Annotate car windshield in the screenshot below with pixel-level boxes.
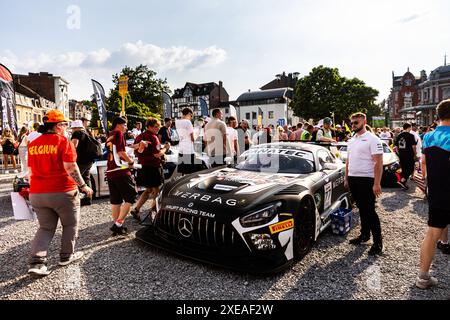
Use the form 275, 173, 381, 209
236, 148, 315, 174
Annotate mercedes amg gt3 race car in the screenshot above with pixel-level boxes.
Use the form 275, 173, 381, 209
136, 142, 352, 273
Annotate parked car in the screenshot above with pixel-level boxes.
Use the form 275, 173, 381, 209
337, 140, 400, 187
135, 142, 352, 273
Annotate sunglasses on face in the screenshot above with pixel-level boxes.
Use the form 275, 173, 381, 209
351, 121, 360, 125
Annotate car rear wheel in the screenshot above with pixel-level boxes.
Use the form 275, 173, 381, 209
293, 198, 316, 259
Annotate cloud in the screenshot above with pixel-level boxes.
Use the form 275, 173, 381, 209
1, 41, 227, 72
397, 13, 426, 24
0, 41, 226, 99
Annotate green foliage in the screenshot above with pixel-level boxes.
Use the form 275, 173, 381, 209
107, 64, 170, 127
291, 66, 380, 123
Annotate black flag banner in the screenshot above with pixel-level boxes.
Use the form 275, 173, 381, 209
92, 79, 108, 133
162, 91, 172, 119
0, 64, 18, 137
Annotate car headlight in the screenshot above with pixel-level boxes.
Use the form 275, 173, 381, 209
155, 189, 163, 212
240, 202, 282, 228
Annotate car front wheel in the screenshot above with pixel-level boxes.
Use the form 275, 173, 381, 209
293, 198, 316, 259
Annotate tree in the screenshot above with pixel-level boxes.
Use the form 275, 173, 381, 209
291, 66, 379, 123
107, 64, 171, 123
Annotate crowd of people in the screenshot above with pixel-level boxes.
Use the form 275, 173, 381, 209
1, 100, 448, 292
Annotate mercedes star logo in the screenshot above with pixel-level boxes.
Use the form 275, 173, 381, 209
178, 218, 193, 238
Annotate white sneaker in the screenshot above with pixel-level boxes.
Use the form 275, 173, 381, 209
415, 276, 438, 289
28, 264, 51, 277
13, 169, 18, 173
58, 251, 84, 266
4, 170, 9, 174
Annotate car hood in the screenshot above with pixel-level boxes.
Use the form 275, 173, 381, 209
161, 168, 310, 220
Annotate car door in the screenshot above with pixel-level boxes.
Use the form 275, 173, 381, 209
315, 149, 345, 217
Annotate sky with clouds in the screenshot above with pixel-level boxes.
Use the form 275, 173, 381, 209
2, 0, 450, 103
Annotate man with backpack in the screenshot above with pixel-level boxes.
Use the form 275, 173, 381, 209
70, 120, 102, 205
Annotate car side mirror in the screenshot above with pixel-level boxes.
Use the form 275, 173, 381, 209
322, 163, 338, 171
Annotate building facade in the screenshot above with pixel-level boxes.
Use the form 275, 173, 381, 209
171, 81, 229, 119
236, 88, 300, 128
14, 72, 70, 119
69, 100, 92, 121
388, 64, 450, 127
14, 82, 55, 128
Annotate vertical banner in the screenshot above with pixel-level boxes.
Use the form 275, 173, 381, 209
91, 79, 108, 133
162, 91, 173, 119
118, 75, 128, 117
0, 64, 18, 137
199, 97, 209, 117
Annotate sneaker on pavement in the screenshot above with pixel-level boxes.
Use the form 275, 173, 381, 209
415, 276, 438, 290
28, 263, 51, 277
110, 223, 128, 236
130, 209, 141, 222
58, 251, 84, 266
349, 235, 370, 245
368, 244, 383, 256
397, 180, 409, 190
437, 241, 450, 254
4, 170, 9, 174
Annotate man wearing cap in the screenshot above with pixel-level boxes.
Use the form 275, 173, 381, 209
27, 110, 93, 277
70, 120, 94, 205
80, 117, 93, 137
316, 117, 336, 142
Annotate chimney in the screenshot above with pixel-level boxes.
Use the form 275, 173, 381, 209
420, 70, 427, 81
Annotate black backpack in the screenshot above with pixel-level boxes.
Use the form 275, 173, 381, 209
83, 133, 103, 161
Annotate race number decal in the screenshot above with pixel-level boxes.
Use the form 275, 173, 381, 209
324, 182, 332, 210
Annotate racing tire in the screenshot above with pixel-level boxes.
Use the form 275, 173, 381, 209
293, 197, 316, 259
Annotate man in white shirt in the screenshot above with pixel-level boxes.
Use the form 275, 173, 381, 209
345, 112, 384, 256
226, 116, 239, 163
205, 109, 227, 167
27, 122, 42, 143
131, 122, 142, 139
175, 108, 196, 175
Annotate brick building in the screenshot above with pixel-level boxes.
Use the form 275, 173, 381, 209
13, 72, 69, 119
388, 62, 450, 127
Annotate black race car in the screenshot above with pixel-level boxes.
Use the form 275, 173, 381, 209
136, 142, 352, 273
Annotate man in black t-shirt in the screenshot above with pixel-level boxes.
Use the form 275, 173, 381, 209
394, 123, 417, 189
157, 118, 172, 144
70, 120, 95, 205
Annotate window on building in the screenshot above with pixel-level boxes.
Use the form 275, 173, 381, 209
268, 111, 274, 119
225, 108, 229, 114
443, 87, 450, 100
252, 112, 257, 119
404, 92, 412, 109
17, 110, 20, 121
246, 113, 250, 120
405, 79, 412, 86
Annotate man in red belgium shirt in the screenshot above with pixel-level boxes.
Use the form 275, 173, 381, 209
27, 110, 93, 277
106, 117, 137, 236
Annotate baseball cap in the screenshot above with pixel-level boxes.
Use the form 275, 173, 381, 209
335, 124, 342, 128
70, 120, 84, 129
323, 117, 333, 125
45, 110, 69, 123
